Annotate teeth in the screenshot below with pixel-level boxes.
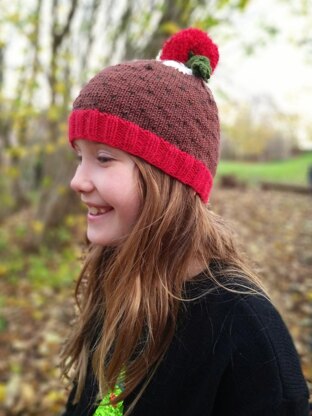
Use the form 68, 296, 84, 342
89, 207, 99, 215
89, 207, 106, 215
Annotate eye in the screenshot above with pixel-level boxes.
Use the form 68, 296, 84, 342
76, 154, 82, 164
97, 155, 113, 164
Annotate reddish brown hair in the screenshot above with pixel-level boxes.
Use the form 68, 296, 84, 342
60, 158, 266, 414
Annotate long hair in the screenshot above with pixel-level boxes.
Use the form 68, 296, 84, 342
60, 158, 267, 413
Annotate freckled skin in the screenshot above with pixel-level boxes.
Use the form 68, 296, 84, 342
70, 140, 141, 246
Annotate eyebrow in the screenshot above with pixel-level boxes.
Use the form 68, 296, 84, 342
94, 143, 114, 151
72, 141, 119, 156
94, 143, 122, 157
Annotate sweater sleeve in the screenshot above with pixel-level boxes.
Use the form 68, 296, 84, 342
211, 294, 310, 415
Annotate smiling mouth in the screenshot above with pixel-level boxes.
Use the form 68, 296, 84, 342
88, 206, 113, 216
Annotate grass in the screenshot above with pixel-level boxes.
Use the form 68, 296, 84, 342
0, 227, 81, 290
216, 152, 312, 186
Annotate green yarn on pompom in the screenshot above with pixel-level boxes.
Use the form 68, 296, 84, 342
186, 52, 212, 82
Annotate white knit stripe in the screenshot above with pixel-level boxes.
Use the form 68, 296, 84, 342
161, 60, 193, 76
156, 52, 209, 84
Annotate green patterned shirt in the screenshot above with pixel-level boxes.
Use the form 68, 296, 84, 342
93, 385, 124, 416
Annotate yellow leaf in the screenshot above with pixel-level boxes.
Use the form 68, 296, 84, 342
45, 143, 56, 154
0, 383, 6, 402
8, 12, 21, 24
6, 166, 20, 178
20, 383, 36, 405
31, 220, 44, 234
42, 389, 65, 406
5, 374, 21, 407
32, 309, 44, 320
65, 215, 75, 227
0, 265, 8, 277
160, 22, 181, 35
8, 147, 27, 158
55, 82, 66, 94
47, 105, 60, 121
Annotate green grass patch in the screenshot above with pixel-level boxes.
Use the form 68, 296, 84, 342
25, 247, 81, 288
2, 246, 80, 289
0, 225, 81, 289
216, 152, 312, 185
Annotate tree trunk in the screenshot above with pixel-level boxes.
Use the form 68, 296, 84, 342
31, 0, 79, 247
33, 119, 79, 246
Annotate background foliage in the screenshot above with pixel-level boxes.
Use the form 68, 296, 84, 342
0, 0, 311, 414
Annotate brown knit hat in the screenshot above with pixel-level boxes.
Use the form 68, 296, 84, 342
69, 28, 220, 202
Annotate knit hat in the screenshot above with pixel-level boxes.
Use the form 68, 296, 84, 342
68, 28, 220, 202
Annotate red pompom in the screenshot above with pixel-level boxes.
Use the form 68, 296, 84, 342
159, 28, 219, 73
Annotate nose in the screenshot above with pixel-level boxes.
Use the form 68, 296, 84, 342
70, 165, 94, 194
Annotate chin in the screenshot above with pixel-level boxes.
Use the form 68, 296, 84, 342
88, 237, 115, 247
87, 231, 124, 247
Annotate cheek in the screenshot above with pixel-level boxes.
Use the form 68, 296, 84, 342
124, 183, 141, 216
128, 190, 142, 223
119, 172, 141, 222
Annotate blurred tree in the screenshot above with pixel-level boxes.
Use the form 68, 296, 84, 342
222, 104, 280, 161
283, 0, 312, 55
35, 0, 79, 238
11, 0, 43, 208
221, 93, 303, 161
0, 39, 6, 164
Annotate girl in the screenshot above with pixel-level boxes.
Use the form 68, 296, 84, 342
61, 28, 309, 415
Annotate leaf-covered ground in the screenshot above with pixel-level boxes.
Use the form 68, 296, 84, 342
0, 187, 311, 415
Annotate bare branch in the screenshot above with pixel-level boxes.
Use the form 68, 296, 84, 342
79, 0, 102, 79
52, 0, 79, 52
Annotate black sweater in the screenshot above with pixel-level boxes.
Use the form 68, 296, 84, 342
62, 276, 310, 415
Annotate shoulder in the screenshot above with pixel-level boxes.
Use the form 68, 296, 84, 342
180, 276, 309, 413
182, 275, 299, 370
181, 274, 274, 332
183, 273, 282, 328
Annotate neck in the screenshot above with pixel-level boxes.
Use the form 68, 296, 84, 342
186, 259, 206, 280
